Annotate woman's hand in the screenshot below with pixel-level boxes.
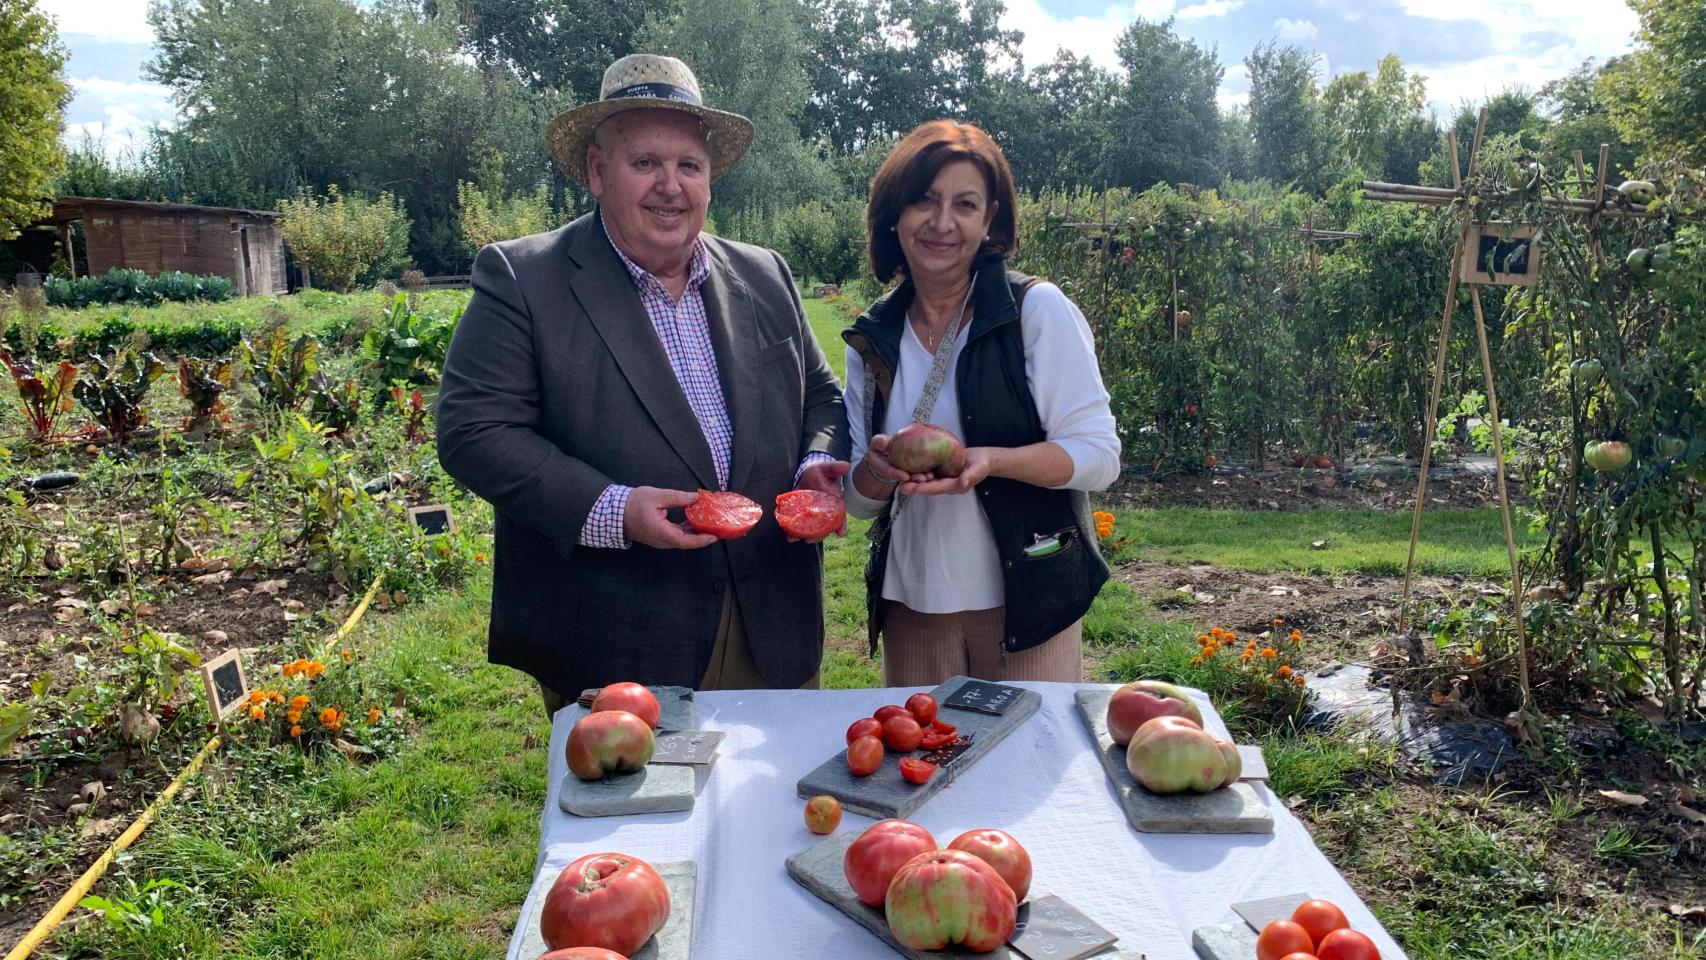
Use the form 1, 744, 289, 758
899, 447, 995, 496
853, 434, 932, 500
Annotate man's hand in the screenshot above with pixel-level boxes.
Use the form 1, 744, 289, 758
624, 486, 719, 549
796, 459, 852, 495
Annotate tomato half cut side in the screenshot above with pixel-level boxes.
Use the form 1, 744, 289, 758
928, 720, 956, 736
898, 758, 937, 785
919, 730, 955, 751
774, 489, 846, 542
684, 490, 762, 539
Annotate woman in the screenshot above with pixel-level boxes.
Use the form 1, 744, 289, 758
842, 120, 1120, 686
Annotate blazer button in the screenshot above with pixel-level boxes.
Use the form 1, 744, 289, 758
1004, 560, 1013, 568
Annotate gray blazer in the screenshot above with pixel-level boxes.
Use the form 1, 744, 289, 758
436, 212, 848, 695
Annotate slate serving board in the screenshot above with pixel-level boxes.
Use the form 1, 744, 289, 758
1074, 688, 1273, 835
785, 832, 1143, 960
1190, 920, 1259, 960
559, 685, 704, 817
513, 858, 696, 960
796, 675, 1042, 821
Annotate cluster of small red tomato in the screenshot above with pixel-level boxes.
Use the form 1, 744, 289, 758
1256, 898, 1381, 960
843, 692, 962, 786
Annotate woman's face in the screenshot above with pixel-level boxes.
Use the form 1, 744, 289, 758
895, 159, 995, 288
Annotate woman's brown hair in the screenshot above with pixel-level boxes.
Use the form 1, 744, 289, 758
866, 120, 1018, 283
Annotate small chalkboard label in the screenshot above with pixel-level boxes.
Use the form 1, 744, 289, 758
649, 730, 723, 766
199, 649, 248, 728
407, 503, 455, 536
942, 679, 1023, 716
1009, 894, 1119, 960
1232, 893, 1311, 932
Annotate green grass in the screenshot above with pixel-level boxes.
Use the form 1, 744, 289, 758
20, 287, 471, 338
1105, 506, 1536, 577
801, 292, 848, 382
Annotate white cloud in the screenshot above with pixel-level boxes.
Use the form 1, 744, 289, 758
70, 75, 171, 99
1398, 0, 1638, 116
1218, 62, 1250, 110
38, 0, 153, 45
1275, 18, 1319, 41
1132, 0, 1177, 21
1003, 0, 1131, 72
1177, 0, 1241, 19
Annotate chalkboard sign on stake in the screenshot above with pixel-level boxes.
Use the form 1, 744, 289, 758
199, 649, 249, 730
406, 503, 455, 536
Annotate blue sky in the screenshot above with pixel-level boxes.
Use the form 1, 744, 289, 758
45, 0, 1640, 156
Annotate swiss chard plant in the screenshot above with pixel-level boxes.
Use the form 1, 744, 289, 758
0, 351, 78, 439
176, 356, 236, 434
73, 352, 166, 446
241, 329, 319, 411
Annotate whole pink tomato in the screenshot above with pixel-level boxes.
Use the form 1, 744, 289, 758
948, 828, 1032, 901
885, 849, 1018, 952
540, 853, 670, 956
590, 682, 661, 728
1106, 680, 1203, 746
566, 710, 654, 780
536, 949, 630, 960
843, 819, 937, 906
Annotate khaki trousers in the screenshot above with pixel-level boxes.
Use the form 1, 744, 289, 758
541, 581, 819, 718
879, 600, 1083, 687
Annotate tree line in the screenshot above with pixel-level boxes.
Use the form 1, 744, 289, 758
8, 0, 1704, 276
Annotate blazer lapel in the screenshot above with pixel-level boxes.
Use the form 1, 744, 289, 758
567, 215, 720, 490
701, 242, 761, 494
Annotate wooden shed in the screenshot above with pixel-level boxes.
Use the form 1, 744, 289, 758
50, 197, 288, 296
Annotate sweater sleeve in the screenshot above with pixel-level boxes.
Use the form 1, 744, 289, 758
840, 344, 893, 520
1020, 282, 1122, 491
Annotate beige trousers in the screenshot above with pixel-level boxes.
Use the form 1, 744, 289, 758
540, 581, 819, 719
879, 600, 1083, 687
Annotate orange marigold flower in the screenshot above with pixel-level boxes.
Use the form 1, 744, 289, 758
1260, 647, 1277, 659
282, 662, 298, 678
305, 661, 326, 679
1272, 617, 1285, 626
1197, 634, 1212, 646
247, 705, 266, 720
319, 707, 343, 729
289, 724, 303, 737
1241, 650, 1255, 662
1292, 675, 1306, 687
1278, 664, 1293, 677
268, 691, 284, 704
366, 707, 382, 724
290, 694, 310, 709
248, 690, 265, 705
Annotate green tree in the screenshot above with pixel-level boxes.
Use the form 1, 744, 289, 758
1602, 0, 1706, 163
640, 0, 835, 216
1321, 54, 1438, 184
1540, 58, 1641, 180
0, 0, 69, 241
1424, 90, 1546, 186
456, 182, 558, 250
279, 186, 412, 293
1245, 42, 1334, 193
428, 0, 670, 100
1103, 19, 1224, 191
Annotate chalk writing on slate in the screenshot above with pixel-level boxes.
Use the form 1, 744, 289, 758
649, 730, 723, 766
942, 679, 1023, 716
1009, 894, 1119, 960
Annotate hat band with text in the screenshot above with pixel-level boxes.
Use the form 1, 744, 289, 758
605, 82, 702, 107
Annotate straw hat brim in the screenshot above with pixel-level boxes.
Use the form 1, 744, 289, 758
548, 99, 755, 184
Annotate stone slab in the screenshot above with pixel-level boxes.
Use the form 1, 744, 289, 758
1074, 689, 1273, 835
786, 832, 1143, 960
559, 685, 701, 817
515, 859, 696, 960
795, 675, 1042, 821
1190, 921, 1258, 960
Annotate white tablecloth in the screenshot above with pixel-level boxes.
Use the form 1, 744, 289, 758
512, 682, 1407, 960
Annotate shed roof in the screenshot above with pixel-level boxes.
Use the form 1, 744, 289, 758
52, 196, 284, 223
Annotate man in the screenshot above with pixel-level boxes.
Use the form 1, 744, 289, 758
436, 54, 849, 716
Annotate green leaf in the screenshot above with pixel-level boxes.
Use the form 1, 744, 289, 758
0, 703, 32, 753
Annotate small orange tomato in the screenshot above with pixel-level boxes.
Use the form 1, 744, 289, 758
1291, 899, 1349, 945
1256, 920, 1315, 960
804, 795, 842, 834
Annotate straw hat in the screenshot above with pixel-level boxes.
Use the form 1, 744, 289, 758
547, 54, 755, 184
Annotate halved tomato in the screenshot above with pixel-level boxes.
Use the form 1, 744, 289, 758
928, 720, 956, 736
684, 490, 762, 539
774, 489, 846, 542
919, 729, 955, 751
898, 758, 937, 785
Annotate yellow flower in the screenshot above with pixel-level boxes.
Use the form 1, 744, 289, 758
366, 707, 382, 724
1260, 648, 1277, 659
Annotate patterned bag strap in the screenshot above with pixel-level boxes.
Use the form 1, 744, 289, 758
878, 273, 976, 521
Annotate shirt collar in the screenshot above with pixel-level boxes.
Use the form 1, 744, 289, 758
599, 209, 709, 297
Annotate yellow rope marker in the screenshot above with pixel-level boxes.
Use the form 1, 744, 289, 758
6, 572, 387, 960
3, 736, 220, 960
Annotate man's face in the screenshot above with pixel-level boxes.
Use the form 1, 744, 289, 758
586, 110, 712, 277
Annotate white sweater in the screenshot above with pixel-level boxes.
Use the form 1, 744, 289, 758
843, 281, 1121, 614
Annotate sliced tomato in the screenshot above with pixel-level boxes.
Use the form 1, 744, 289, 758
774, 489, 846, 542
684, 490, 762, 539
919, 729, 955, 751
928, 720, 956, 736
898, 757, 937, 785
